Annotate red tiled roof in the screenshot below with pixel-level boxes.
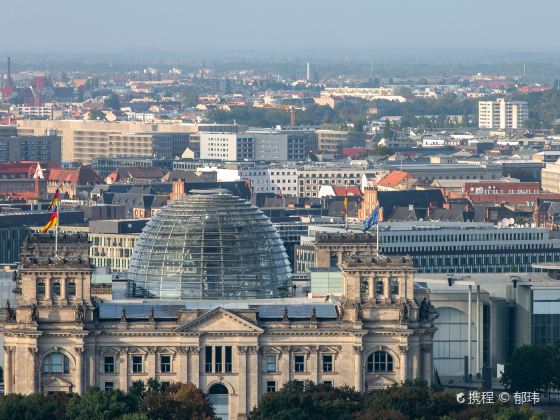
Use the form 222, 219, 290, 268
48, 166, 100, 185
332, 185, 362, 197
0, 162, 39, 177
377, 171, 412, 188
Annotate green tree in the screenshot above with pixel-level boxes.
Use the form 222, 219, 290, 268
382, 121, 392, 139
64, 387, 136, 420
139, 382, 214, 420
182, 93, 199, 108
89, 109, 106, 121
0, 393, 69, 420
249, 380, 362, 420
501, 344, 555, 393
104, 94, 121, 111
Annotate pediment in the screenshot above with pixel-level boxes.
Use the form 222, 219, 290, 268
366, 374, 398, 389
43, 376, 73, 388
175, 307, 263, 334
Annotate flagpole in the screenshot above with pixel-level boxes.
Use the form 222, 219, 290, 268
55, 186, 60, 258
376, 221, 379, 255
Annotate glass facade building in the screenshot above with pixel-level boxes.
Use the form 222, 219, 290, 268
127, 189, 291, 299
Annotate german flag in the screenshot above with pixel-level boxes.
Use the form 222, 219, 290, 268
48, 189, 60, 211
40, 209, 58, 233
343, 187, 348, 220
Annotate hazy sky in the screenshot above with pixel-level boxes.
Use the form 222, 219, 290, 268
2, 0, 558, 53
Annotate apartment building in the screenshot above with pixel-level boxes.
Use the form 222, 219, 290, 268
316, 130, 365, 153
201, 131, 314, 162
88, 219, 146, 272
297, 167, 370, 197
239, 166, 299, 195
16, 120, 193, 164
541, 161, 560, 193
0, 133, 61, 163
478, 98, 529, 130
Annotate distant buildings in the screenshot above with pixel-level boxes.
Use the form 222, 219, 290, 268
200, 131, 314, 162
316, 130, 365, 153
541, 160, 560, 193
16, 120, 191, 164
478, 98, 528, 130
321, 87, 406, 102
0, 126, 61, 163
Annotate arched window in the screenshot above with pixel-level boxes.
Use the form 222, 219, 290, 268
367, 351, 393, 373
43, 352, 70, 374
67, 282, 76, 298
52, 281, 61, 296
37, 282, 45, 296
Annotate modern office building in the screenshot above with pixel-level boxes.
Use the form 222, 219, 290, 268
239, 166, 299, 196
0, 133, 61, 163
92, 157, 175, 178
541, 160, 560, 193
16, 120, 193, 164
199, 133, 255, 161
297, 167, 371, 197
296, 222, 560, 275
200, 131, 314, 162
383, 163, 502, 182
88, 219, 146, 272
316, 130, 365, 153
478, 98, 529, 130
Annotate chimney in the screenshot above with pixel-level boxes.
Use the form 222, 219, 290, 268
290, 107, 295, 128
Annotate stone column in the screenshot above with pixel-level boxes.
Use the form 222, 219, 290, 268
309, 346, 318, 383
177, 347, 188, 384
119, 348, 128, 391
3, 346, 13, 394
383, 277, 390, 302
147, 347, 156, 377
353, 346, 362, 392
411, 345, 421, 379
421, 344, 432, 385
87, 351, 96, 390
248, 346, 259, 413
75, 348, 84, 394
45, 278, 52, 302
77, 274, 84, 303
28, 347, 37, 394
189, 347, 200, 387
398, 346, 409, 382
368, 278, 374, 302
280, 346, 290, 386
237, 346, 248, 417
60, 278, 67, 304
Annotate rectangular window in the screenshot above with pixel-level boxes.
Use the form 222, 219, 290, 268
205, 346, 212, 373
322, 354, 333, 372
215, 346, 222, 373
266, 380, 276, 392
294, 355, 305, 372
225, 346, 232, 373
104, 382, 113, 391
104, 356, 115, 373
132, 355, 143, 373
266, 355, 277, 372
323, 380, 333, 388
160, 355, 171, 373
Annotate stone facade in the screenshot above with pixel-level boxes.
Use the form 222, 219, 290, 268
1, 233, 437, 419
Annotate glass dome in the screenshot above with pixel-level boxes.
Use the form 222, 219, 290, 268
127, 189, 292, 299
